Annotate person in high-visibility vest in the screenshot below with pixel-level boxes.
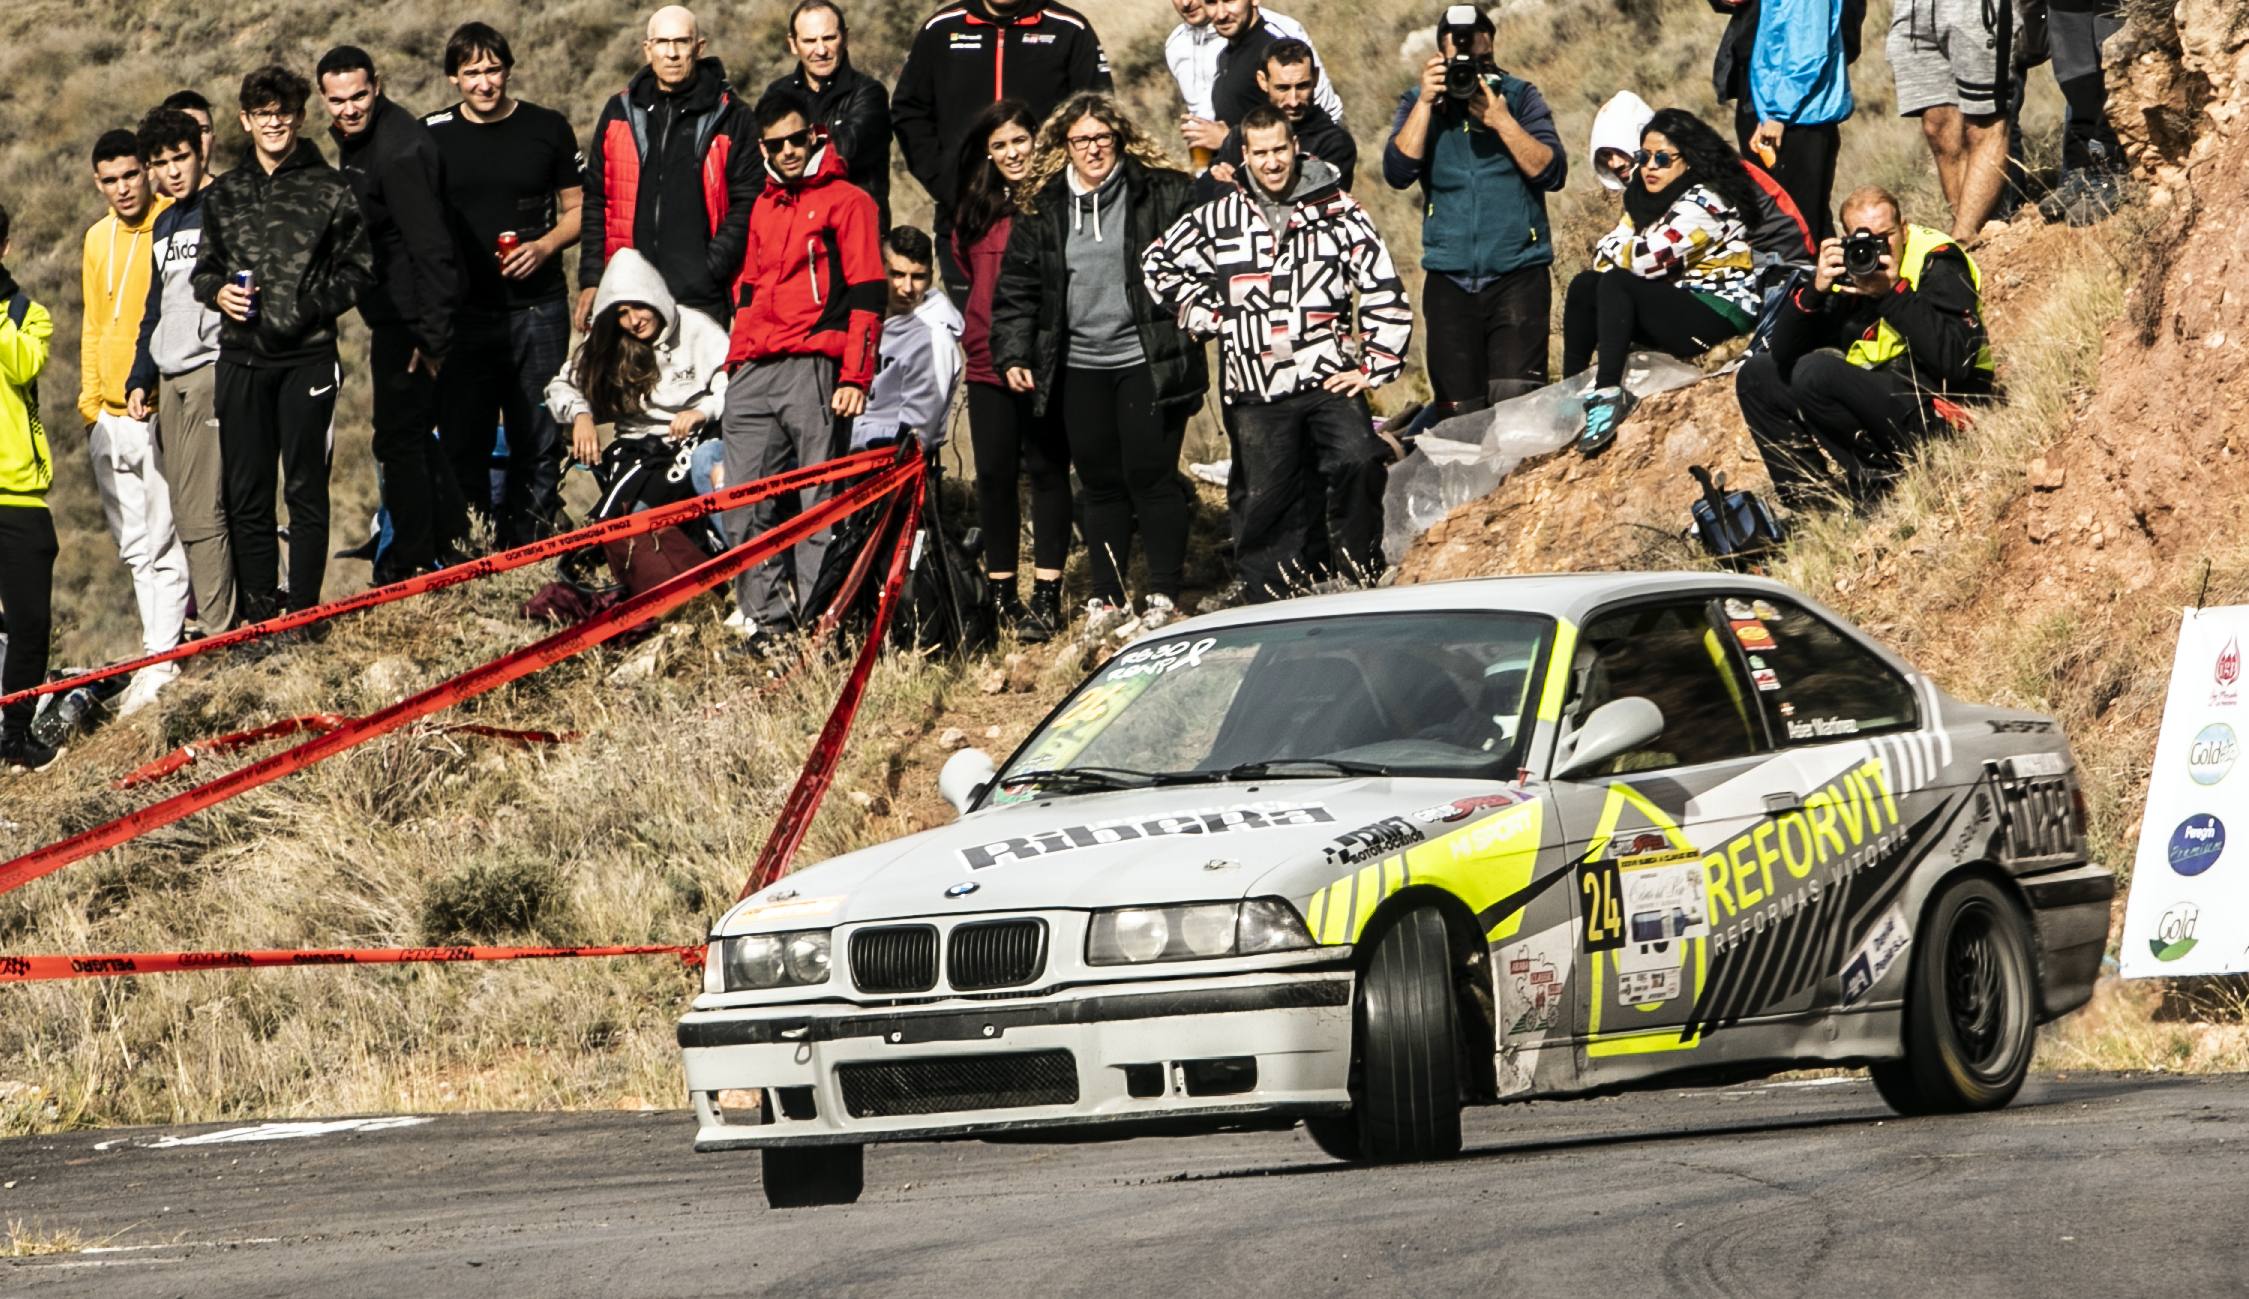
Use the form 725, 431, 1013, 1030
1735, 184, 1991, 511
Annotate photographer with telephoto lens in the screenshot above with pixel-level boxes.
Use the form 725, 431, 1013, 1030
1736, 184, 1992, 513
1382, 4, 1564, 414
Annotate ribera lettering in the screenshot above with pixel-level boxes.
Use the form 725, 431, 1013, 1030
959, 803, 1335, 869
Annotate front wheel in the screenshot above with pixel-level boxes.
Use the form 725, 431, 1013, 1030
762, 1143, 865, 1208
1870, 877, 2036, 1115
1313, 906, 1464, 1163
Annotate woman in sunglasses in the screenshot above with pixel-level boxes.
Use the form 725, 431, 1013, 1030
951, 100, 1068, 643
1561, 107, 1760, 456
989, 93, 1207, 640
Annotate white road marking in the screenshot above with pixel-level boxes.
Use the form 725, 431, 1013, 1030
92, 1116, 432, 1151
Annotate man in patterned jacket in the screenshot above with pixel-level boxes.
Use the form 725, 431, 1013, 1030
1143, 104, 1411, 603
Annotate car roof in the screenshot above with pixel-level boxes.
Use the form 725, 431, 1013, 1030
1157, 572, 1809, 639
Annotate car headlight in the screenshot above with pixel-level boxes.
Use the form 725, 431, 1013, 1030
722, 929, 832, 991
1086, 899, 1314, 965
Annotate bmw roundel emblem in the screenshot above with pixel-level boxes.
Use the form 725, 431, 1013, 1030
945, 881, 980, 898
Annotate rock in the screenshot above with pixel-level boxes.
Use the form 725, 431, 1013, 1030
607, 639, 663, 683
847, 790, 892, 816
1004, 653, 1039, 693
983, 724, 1004, 740
2028, 457, 2066, 491
938, 727, 968, 750
978, 667, 1007, 694
361, 657, 416, 698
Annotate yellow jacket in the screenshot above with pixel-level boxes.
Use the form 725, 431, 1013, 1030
78, 196, 168, 425
0, 284, 56, 509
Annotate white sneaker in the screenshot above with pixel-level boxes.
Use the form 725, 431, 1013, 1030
1081, 599, 1130, 641
722, 608, 760, 638
1136, 593, 1180, 632
116, 662, 179, 717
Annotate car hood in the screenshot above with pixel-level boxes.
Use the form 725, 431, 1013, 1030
713, 777, 1528, 934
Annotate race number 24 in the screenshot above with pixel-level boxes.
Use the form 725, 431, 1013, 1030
1578, 858, 1624, 953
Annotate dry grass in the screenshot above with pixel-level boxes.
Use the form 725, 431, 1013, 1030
3, 1219, 90, 1258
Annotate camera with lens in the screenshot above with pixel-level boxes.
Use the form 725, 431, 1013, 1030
1438, 4, 1494, 103
1842, 228, 1888, 278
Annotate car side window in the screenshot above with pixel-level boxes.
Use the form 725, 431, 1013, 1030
1571, 600, 1768, 775
1719, 595, 1919, 744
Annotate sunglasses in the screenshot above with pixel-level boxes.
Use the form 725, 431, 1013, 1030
1631, 149, 1679, 169
760, 128, 816, 154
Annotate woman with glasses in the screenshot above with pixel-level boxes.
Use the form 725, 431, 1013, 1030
952, 100, 1067, 642
1560, 107, 1760, 456
989, 93, 1207, 639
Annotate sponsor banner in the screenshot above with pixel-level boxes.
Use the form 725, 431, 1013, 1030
2121, 607, 2249, 977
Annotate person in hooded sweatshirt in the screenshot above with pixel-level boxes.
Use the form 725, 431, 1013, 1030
990, 93, 1206, 640
1144, 105, 1412, 605
576, 6, 759, 330
546, 246, 729, 465
719, 88, 884, 648
850, 226, 963, 453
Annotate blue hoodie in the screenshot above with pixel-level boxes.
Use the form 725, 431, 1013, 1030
1749, 0, 1853, 127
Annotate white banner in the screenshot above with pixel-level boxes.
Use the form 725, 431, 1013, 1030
2119, 606, 2249, 978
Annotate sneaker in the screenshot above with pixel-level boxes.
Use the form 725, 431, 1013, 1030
1137, 593, 1181, 632
1080, 599, 1131, 641
2062, 170, 2123, 227
1, 730, 62, 773
1195, 579, 1248, 614
2035, 170, 2085, 225
116, 662, 180, 718
1577, 386, 1639, 457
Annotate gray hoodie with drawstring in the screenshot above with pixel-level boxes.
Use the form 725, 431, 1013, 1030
1061, 165, 1145, 370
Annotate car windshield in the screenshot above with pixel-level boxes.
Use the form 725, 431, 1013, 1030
991, 610, 1554, 802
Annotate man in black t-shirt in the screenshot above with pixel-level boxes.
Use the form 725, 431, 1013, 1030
423, 22, 584, 547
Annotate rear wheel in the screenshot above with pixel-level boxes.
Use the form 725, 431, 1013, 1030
761, 1143, 865, 1208
1311, 906, 1464, 1163
1870, 877, 2036, 1116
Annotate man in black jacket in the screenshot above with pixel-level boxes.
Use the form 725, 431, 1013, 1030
320, 45, 465, 583
1202, 39, 1355, 193
1736, 185, 1991, 511
767, 0, 890, 231
191, 65, 375, 619
576, 5, 758, 329
892, 0, 1110, 292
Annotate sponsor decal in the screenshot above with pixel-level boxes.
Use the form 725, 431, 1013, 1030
1752, 668, 1782, 692
1613, 851, 1710, 1005
1610, 831, 1669, 858
2168, 813, 2226, 877
1099, 636, 1217, 683
1703, 757, 1901, 944
1732, 620, 1776, 652
1723, 598, 1756, 620
957, 801, 1334, 869
1324, 815, 1424, 866
1839, 905, 1910, 1005
1019, 30, 1056, 42
1576, 856, 1625, 953
2215, 637, 2241, 708
1778, 701, 1797, 717
2188, 722, 2238, 786
1785, 715, 1861, 740
1618, 966, 1680, 1007
1987, 718, 2057, 733
1748, 655, 1769, 670
1752, 599, 1781, 621
734, 894, 846, 925
948, 31, 984, 46
1498, 922, 1571, 1040
1409, 792, 1522, 824
2149, 902, 2200, 962
1445, 800, 1540, 860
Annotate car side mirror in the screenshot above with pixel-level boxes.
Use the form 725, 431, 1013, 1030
1553, 697, 1665, 780
939, 747, 997, 814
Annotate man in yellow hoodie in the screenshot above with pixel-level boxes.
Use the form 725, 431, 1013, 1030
82, 128, 190, 714
1, 200, 64, 770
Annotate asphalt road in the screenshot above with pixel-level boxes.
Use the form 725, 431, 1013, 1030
2, 1071, 2240, 1298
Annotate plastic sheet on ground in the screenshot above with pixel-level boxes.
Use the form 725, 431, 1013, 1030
1381, 351, 1709, 563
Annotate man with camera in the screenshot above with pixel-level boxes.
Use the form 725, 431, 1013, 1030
1382, 4, 1564, 412
1736, 184, 1992, 511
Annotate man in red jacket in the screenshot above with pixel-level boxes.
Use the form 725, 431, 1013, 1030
722, 88, 883, 643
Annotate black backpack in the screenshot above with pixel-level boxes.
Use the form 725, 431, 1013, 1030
1688, 464, 1786, 564
806, 457, 995, 656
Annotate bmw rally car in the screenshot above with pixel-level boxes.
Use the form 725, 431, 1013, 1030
677, 574, 2113, 1206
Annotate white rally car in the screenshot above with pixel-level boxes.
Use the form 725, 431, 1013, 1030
677, 574, 2112, 1206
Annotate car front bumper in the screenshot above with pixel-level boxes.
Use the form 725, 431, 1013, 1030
677, 970, 1355, 1150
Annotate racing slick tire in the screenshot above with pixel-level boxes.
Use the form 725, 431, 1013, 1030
762, 1143, 865, 1208
1345, 906, 1465, 1163
1871, 876, 2036, 1116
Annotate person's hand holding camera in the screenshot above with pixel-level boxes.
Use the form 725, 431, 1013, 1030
1416, 54, 1450, 106
1817, 232, 1898, 296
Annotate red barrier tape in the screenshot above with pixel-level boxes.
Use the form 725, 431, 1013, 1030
0, 460, 920, 902
0, 944, 704, 984
0, 447, 896, 710
741, 471, 925, 899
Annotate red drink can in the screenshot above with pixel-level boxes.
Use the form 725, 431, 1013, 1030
495, 230, 521, 260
